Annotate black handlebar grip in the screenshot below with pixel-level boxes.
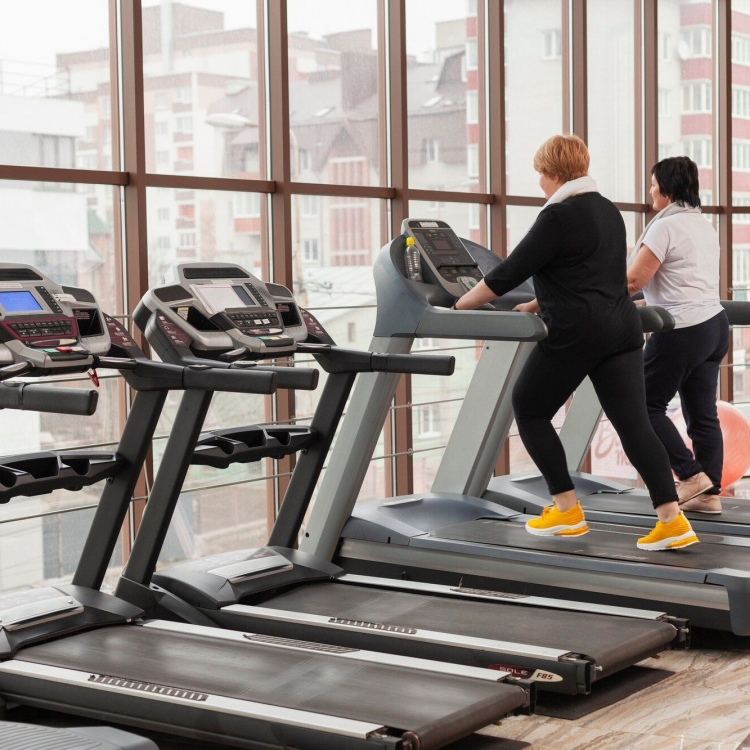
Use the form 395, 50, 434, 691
252, 366, 319, 391
721, 300, 750, 326
182, 366, 277, 394
637, 305, 672, 333
371, 353, 456, 376
0, 383, 99, 416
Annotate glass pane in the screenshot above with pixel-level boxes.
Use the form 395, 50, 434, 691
505, 0, 563, 196
732, 216, 750, 403
412, 343, 480, 494
287, 0, 381, 186
658, 0, 715, 203
587, 0, 635, 202
506, 205, 541, 253
408, 200, 484, 245
406, 0, 482, 192
0, 183, 121, 314
0, 1, 114, 170
146, 188, 267, 288
157, 481, 268, 568
590, 417, 638, 483
141, 0, 262, 179
0, 509, 123, 593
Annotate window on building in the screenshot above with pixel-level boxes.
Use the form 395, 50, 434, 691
155, 92, 168, 109
157, 236, 171, 250
179, 233, 196, 248
415, 338, 436, 350
424, 139, 439, 164
658, 89, 671, 118
156, 150, 169, 165
157, 208, 170, 222
176, 116, 193, 134
466, 90, 478, 125
733, 87, 750, 119
542, 30, 562, 60
680, 26, 711, 58
734, 140, 750, 171
659, 33, 671, 61
416, 404, 441, 438
466, 38, 478, 70
658, 144, 672, 161
347, 322, 356, 343
735, 196, 750, 224
78, 153, 97, 170
85, 125, 97, 142
467, 0, 477, 16
684, 139, 712, 168
682, 81, 711, 113
175, 86, 192, 104
468, 203, 480, 230
467, 144, 479, 178
427, 201, 444, 212
155, 121, 169, 136
732, 33, 750, 64
303, 238, 319, 262
298, 148, 310, 171
234, 192, 261, 217
300, 195, 319, 217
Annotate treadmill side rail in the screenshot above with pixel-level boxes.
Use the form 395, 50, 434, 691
0, 660, 388, 740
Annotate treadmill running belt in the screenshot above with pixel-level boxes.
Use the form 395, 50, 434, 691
580, 493, 750, 525
264, 583, 676, 671
15, 625, 525, 739
432, 519, 750, 572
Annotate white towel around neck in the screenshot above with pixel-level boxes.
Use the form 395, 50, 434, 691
632, 201, 702, 256
543, 175, 599, 207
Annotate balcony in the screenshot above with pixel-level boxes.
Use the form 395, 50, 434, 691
174, 160, 194, 172
174, 132, 193, 143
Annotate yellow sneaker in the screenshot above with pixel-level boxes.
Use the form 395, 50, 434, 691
637, 512, 700, 551
525, 503, 589, 537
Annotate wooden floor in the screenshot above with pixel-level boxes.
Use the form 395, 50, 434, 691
478, 638, 750, 750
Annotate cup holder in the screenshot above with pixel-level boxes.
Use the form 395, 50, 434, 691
266, 430, 292, 447
11, 457, 60, 480
229, 430, 268, 449
0, 468, 18, 488
61, 458, 92, 476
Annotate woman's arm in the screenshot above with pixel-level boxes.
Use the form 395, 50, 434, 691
627, 245, 662, 295
454, 280, 497, 310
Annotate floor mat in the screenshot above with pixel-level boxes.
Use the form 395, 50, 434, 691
535, 666, 673, 720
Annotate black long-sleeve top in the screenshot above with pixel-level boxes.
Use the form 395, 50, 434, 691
484, 192, 643, 358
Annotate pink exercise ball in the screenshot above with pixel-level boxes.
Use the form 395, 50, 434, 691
670, 400, 750, 488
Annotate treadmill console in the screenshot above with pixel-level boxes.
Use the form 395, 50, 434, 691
402, 218, 484, 298
0, 264, 111, 374
138, 263, 312, 363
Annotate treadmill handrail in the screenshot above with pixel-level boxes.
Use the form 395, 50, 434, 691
722, 300, 750, 326
638, 305, 674, 332
416, 308, 548, 342
0, 382, 99, 416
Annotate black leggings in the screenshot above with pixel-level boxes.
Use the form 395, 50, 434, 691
644, 311, 730, 493
512, 345, 679, 508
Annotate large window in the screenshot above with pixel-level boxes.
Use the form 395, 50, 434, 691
0, 0, 746, 593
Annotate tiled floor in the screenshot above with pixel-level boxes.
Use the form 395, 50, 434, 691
478, 637, 750, 750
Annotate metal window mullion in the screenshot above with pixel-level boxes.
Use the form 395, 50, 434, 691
718, 0, 733, 402
571, 0, 588, 142
119, 0, 151, 555
386, 0, 412, 498
265, 0, 295, 522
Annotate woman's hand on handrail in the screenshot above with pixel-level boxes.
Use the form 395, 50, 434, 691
453, 279, 497, 310
513, 298, 540, 314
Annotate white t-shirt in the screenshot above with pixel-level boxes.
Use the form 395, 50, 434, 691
641, 211, 723, 329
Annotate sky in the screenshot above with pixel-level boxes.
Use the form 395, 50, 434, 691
0, 0, 469, 71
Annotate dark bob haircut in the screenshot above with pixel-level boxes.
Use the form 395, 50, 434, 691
651, 156, 701, 208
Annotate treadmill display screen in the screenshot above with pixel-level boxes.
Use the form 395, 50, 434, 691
433, 239, 452, 252
193, 284, 256, 314
0, 291, 43, 313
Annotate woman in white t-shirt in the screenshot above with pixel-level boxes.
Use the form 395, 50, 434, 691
628, 156, 730, 514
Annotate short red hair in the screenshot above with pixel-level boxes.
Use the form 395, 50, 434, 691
533, 134, 590, 182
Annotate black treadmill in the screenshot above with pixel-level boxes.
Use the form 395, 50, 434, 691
485, 299, 750, 536
121, 261, 687, 698
293, 220, 750, 636
0, 264, 532, 750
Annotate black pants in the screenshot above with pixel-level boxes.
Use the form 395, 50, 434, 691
644, 310, 730, 493
512, 345, 679, 508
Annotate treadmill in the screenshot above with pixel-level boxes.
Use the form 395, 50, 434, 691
486, 300, 750, 537
297, 220, 750, 636
0, 264, 533, 750
124, 261, 687, 697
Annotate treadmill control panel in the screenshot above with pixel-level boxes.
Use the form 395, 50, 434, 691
402, 218, 484, 298
139, 263, 312, 363
0, 265, 111, 374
